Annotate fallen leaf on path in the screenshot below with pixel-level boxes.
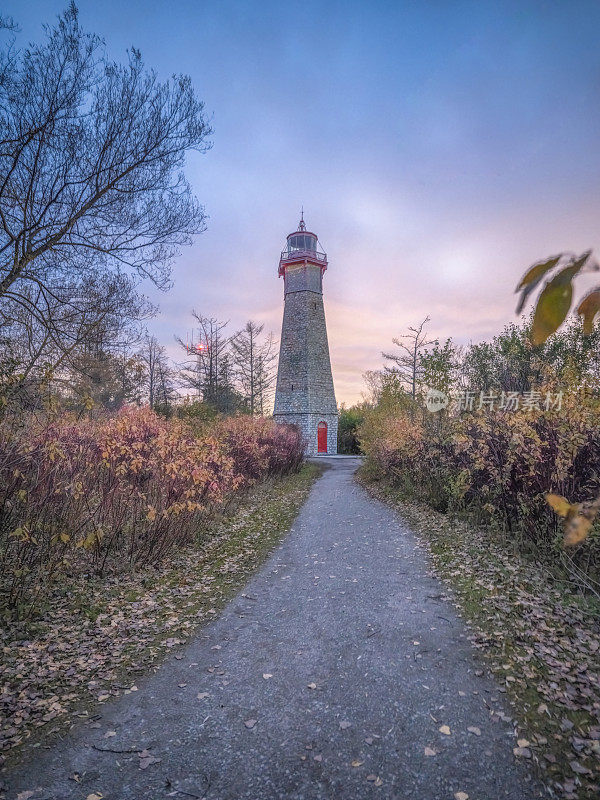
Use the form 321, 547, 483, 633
307, 682, 317, 690
313, 754, 322, 762
467, 726, 481, 736
439, 725, 451, 735
351, 760, 364, 767
244, 718, 257, 729
139, 754, 161, 770
197, 692, 209, 700
262, 673, 272, 679
454, 793, 469, 800
424, 747, 437, 756
513, 747, 531, 758
517, 738, 529, 748
570, 761, 591, 775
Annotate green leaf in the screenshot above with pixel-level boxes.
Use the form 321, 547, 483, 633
515, 255, 561, 315
529, 253, 591, 344
531, 269, 573, 345
577, 287, 600, 335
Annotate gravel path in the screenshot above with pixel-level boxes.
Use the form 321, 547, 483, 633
6, 457, 543, 800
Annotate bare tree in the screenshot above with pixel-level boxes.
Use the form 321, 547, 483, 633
0, 4, 211, 358
177, 312, 238, 411
229, 320, 277, 415
140, 334, 160, 409
139, 333, 173, 410
154, 353, 176, 414
382, 316, 436, 400
0, 16, 19, 33
254, 352, 277, 415
0, 272, 149, 412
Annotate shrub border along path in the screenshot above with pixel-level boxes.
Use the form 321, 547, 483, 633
359, 471, 600, 800
0, 463, 320, 776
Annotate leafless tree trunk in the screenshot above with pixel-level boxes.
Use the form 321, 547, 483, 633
140, 334, 173, 410
382, 316, 436, 400
177, 312, 235, 411
229, 321, 277, 415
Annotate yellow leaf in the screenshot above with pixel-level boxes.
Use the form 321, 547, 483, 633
564, 514, 593, 547
545, 493, 572, 518
577, 287, 600, 335
82, 529, 103, 550
439, 725, 451, 735
146, 506, 157, 522
516, 255, 561, 291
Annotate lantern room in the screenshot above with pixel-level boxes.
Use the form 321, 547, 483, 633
279, 214, 328, 277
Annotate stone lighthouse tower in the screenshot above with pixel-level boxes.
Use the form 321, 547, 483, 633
273, 215, 338, 455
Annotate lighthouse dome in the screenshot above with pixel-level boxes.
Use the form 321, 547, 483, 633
287, 231, 317, 252
279, 214, 328, 277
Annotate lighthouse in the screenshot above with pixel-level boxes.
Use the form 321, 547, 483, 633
273, 215, 338, 455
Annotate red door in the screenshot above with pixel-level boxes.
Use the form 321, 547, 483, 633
317, 421, 327, 453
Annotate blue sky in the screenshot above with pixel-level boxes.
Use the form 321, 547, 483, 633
6, 1, 600, 403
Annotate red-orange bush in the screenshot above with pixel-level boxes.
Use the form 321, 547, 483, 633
213, 415, 304, 480
0, 407, 304, 609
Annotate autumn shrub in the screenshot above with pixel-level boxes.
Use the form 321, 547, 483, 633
360, 390, 600, 580
213, 415, 304, 480
0, 407, 304, 611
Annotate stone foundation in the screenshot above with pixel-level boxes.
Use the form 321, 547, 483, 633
274, 411, 338, 456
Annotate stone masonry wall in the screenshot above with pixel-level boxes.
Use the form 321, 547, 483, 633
273, 261, 338, 455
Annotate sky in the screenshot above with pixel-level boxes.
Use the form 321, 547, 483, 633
6, 0, 600, 404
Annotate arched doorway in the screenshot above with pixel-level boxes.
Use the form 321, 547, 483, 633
317, 421, 327, 453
